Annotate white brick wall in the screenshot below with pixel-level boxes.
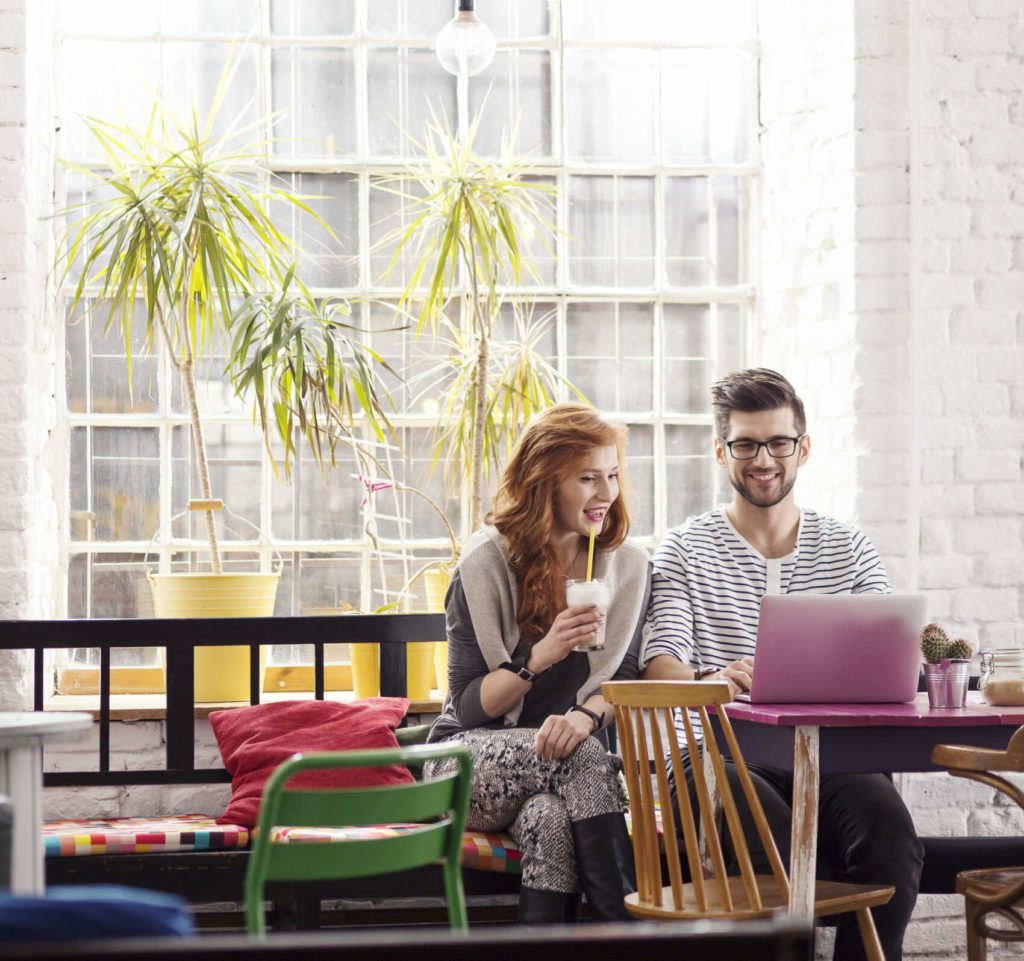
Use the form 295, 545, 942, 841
761, 0, 1024, 958
0, 0, 56, 709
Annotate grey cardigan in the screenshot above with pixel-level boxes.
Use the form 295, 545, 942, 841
430, 525, 651, 734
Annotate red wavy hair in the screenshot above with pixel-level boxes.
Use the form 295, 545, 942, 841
487, 403, 631, 639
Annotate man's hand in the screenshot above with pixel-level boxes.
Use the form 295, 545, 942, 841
534, 710, 592, 760
641, 653, 755, 699
527, 605, 603, 674
714, 657, 755, 699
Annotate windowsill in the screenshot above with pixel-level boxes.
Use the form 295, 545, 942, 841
44, 690, 445, 720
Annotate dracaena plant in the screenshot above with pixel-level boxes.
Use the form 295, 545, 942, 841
374, 105, 584, 536
56, 59, 392, 572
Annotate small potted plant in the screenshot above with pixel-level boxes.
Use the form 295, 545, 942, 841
921, 623, 974, 709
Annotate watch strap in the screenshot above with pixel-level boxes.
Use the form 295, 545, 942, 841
694, 666, 718, 680
498, 656, 537, 682
569, 703, 603, 733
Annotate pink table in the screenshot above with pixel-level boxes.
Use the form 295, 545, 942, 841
710, 693, 1024, 920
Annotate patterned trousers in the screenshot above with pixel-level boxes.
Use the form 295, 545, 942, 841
425, 727, 622, 893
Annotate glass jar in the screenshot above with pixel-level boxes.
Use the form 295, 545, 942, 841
978, 647, 1024, 706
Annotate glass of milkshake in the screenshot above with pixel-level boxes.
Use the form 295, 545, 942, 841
566, 578, 609, 652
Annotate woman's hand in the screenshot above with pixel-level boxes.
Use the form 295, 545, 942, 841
527, 605, 603, 674
534, 710, 593, 760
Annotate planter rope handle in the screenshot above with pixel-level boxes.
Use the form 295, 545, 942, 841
145, 499, 283, 578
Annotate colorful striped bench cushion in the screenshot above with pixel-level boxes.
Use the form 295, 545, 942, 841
43, 815, 249, 857
270, 824, 522, 874
44, 810, 659, 872
43, 815, 522, 874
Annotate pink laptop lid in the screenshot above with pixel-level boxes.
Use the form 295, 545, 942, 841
746, 594, 927, 704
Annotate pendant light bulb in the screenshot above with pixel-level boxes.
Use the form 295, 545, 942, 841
436, 1, 495, 77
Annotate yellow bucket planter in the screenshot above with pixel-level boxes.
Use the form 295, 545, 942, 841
424, 568, 452, 697
149, 571, 280, 702
350, 642, 380, 699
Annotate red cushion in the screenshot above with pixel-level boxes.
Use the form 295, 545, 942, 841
210, 698, 415, 827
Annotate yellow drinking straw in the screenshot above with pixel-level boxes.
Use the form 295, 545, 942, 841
585, 525, 596, 581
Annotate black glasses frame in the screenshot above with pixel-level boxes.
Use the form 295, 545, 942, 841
723, 435, 804, 460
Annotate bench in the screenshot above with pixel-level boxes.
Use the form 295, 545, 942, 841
1, 616, 1021, 927
2, 614, 520, 927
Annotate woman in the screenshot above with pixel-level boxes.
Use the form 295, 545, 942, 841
426, 403, 651, 923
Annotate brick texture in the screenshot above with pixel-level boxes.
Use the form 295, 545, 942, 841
762, 1, 1024, 957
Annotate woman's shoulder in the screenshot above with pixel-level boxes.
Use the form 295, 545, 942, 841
602, 538, 651, 584
459, 526, 507, 568
457, 527, 515, 588
610, 538, 652, 568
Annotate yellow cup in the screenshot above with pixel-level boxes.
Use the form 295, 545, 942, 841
350, 643, 380, 699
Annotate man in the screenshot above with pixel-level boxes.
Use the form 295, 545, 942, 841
641, 368, 923, 961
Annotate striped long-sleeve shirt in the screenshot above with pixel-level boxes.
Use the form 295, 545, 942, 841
640, 506, 890, 745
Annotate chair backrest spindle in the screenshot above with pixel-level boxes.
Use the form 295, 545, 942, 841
604, 680, 795, 918
648, 706, 687, 910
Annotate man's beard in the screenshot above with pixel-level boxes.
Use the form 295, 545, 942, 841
730, 471, 796, 509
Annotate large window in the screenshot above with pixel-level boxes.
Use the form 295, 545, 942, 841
57, 0, 757, 633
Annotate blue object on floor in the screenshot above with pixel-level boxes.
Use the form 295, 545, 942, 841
0, 885, 194, 941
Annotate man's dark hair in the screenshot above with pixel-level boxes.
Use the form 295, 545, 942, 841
710, 368, 806, 437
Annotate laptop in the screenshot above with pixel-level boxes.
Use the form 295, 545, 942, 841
737, 593, 927, 704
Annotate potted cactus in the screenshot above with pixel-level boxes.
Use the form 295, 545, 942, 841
921, 623, 974, 710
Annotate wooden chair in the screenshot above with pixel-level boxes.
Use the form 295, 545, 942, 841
602, 680, 894, 961
244, 743, 473, 935
931, 726, 1024, 961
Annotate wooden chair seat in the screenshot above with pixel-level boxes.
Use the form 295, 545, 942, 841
955, 865, 1024, 899
625, 876, 894, 922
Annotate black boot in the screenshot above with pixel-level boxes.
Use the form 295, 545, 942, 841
570, 812, 637, 921
517, 886, 581, 924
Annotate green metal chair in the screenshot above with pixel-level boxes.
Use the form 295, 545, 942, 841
244, 743, 473, 935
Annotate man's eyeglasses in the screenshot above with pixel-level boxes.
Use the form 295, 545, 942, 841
723, 436, 804, 460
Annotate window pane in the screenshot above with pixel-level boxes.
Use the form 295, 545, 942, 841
664, 50, 754, 164
666, 176, 748, 286
58, 0, 158, 35
566, 302, 653, 413
161, 1, 260, 34
162, 43, 259, 148
485, 1, 551, 39
91, 428, 160, 542
663, 304, 711, 415
271, 47, 356, 158
565, 49, 656, 162
625, 423, 654, 537
277, 173, 360, 288
569, 176, 655, 287
292, 446, 363, 541
62, 42, 158, 159
271, 0, 355, 36
367, 0, 451, 36
564, 0, 755, 45
367, 48, 455, 157
469, 51, 552, 157
666, 426, 715, 524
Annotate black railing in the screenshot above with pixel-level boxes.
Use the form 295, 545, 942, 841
0, 614, 445, 788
